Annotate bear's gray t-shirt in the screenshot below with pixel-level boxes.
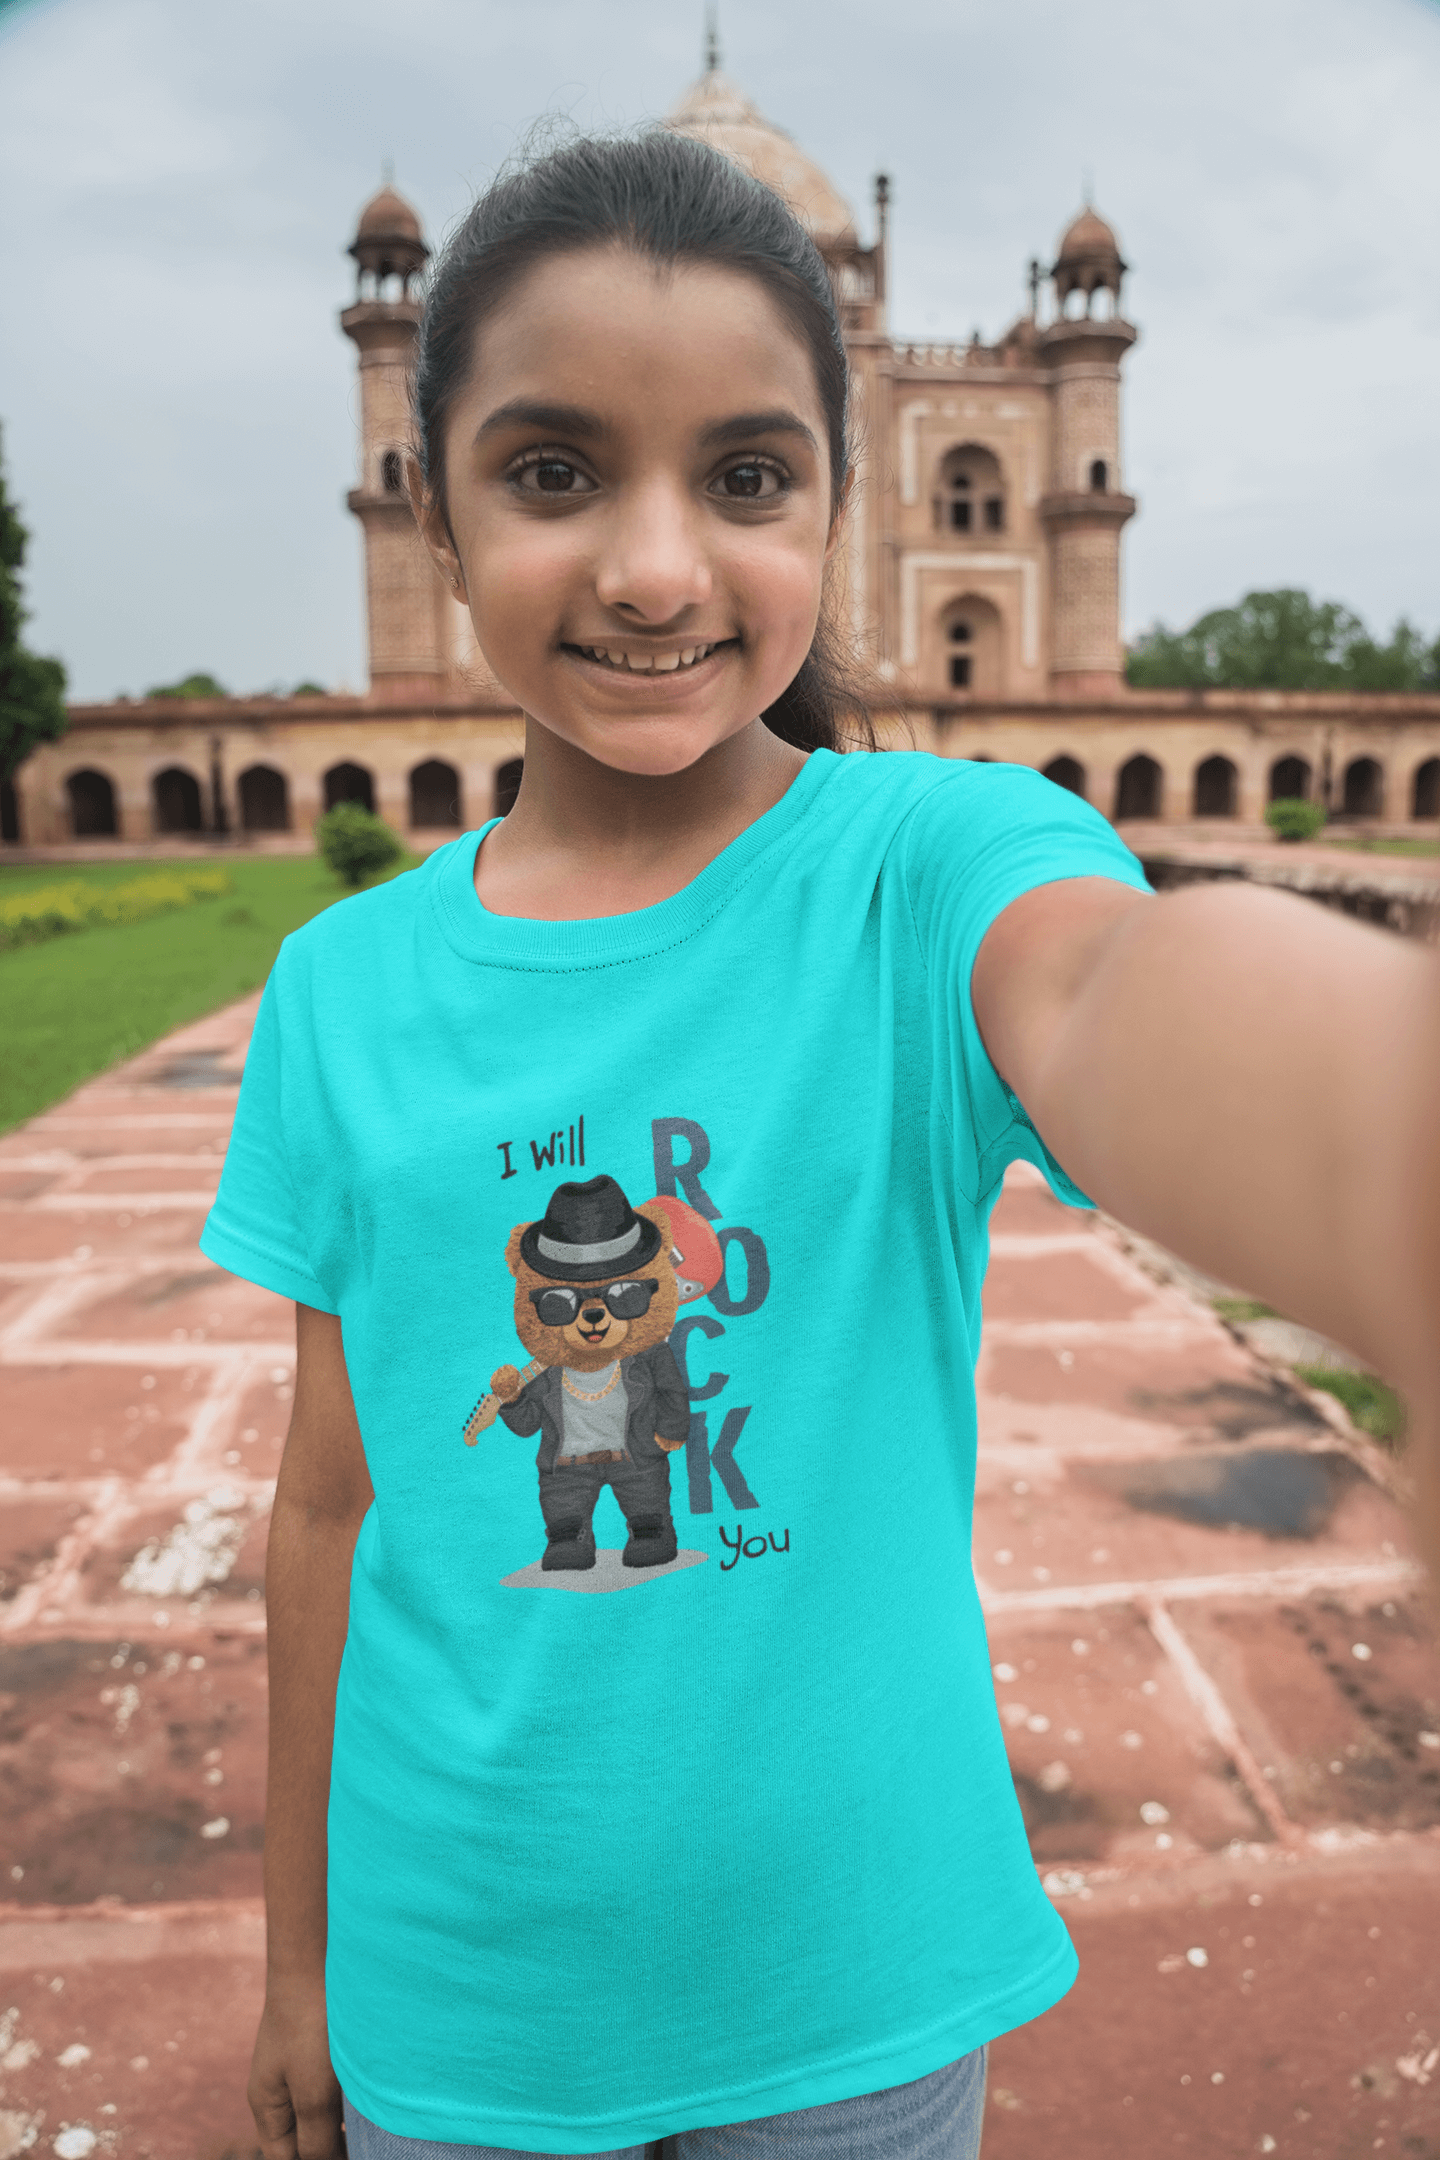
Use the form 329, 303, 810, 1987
559, 1361, 627, 1456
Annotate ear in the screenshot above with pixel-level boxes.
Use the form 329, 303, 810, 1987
407, 459, 468, 604
636, 1198, 674, 1248
504, 1224, 529, 1280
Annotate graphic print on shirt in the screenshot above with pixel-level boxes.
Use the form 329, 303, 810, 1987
461, 1119, 775, 1591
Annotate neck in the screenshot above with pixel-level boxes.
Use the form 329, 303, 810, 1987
474, 717, 807, 921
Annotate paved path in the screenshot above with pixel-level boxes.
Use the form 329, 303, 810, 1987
1, 1000, 1438, 2160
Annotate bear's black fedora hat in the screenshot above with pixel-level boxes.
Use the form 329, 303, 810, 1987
521, 1175, 662, 1284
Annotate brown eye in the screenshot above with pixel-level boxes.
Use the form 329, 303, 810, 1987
718, 461, 781, 500
512, 453, 596, 496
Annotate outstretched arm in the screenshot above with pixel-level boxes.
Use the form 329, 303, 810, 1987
974, 877, 1440, 1571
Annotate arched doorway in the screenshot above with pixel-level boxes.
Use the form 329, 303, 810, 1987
324, 761, 375, 813
935, 444, 1006, 535
1269, 755, 1311, 802
1412, 758, 1440, 820
1341, 757, 1383, 818
937, 595, 1003, 698
410, 759, 462, 829
67, 769, 117, 837
1114, 754, 1162, 820
239, 765, 290, 832
152, 766, 203, 834
1193, 756, 1238, 818
1043, 755, 1086, 799
494, 759, 524, 817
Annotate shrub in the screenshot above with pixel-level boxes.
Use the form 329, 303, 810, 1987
316, 802, 404, 887
0, 868, 229, 951
1265, 797, 1326, 843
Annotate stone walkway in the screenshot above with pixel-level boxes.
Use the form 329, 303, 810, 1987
1, 998, 1437, 2160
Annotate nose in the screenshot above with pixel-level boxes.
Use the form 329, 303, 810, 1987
582, 1305, 606, 1325
593, 473, 712, 625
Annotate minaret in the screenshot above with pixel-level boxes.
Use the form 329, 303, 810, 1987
1037, 207, 1138, 698
340, 183, 450, 701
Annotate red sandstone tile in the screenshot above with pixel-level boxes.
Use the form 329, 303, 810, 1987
987, 1178, 1084, 1239
981, 1335, 1327, 1441
0, 1209, 214, 1263
985, 1860, 1440, 2159
0, 1496, 93, 1605
985, 1605, 1268, 1864
0, 1634, 267, 1907
0, 1364, 205, 1478
1179, 1596, 1440, 1834
65, 1166, 223, 1196
0, 1925, 264, 2160
69, 1490, 271, 1621
982, 1249, 1156, 1323
973, 1455, 1407, 1589
0, 1167, 64, 1201
228, 1373, 295, 1468
51, 1265, 288, 1347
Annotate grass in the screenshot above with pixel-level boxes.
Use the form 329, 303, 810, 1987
1295, 1365, 1408, 1447
1321, 836, 1440, 859
1212, 1295, 1277, 1324
0, 851, 421, 1133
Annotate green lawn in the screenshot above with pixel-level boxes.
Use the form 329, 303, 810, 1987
0, 852, 421, 1133
1322, 836, 1440, 859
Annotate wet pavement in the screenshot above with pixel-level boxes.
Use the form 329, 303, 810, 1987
1, 996, 1438, 2159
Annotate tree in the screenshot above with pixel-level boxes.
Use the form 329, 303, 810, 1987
0, 431, 67, 782
145, 671, 228, 700
1127, 589, 1440, 693
316, 802, 404, 887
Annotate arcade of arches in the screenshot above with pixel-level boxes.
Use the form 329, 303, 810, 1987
10, 693, 1440, 845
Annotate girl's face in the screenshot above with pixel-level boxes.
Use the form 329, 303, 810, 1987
417, 245, 842, 777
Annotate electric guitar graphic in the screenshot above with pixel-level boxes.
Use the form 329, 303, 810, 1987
462, 1360, 544, 1446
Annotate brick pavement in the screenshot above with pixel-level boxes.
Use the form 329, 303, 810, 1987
1, 998, 1438, 2160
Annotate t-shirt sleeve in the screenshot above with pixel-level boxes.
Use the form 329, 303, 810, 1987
199, 958, 338, 1312
900, 761, 1152, 1208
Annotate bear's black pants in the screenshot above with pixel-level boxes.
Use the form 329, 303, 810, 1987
538, 1453, 673, 1542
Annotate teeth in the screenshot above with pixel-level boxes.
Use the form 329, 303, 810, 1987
581, 642, 721, 670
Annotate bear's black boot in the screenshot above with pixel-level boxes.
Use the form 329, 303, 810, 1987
622, 1515, 678, 1569
542, 1522, 596, 1572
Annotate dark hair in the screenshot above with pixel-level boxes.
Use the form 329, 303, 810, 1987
413, 128, 873, 753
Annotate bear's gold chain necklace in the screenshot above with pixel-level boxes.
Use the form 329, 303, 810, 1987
563, 1361, 621, 1402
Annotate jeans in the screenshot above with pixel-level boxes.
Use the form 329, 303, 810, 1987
342, 2047, 987, 2160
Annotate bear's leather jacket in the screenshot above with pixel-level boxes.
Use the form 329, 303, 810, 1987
498, 1339, 690, 1470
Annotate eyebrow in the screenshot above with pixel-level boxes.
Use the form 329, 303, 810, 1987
473, 399, 819, 456
700, 410, 820, 454
473, 399, 607, 445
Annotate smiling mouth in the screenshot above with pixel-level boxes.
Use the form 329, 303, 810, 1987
579, 1325, 610, 1343
563, 639, 734, 674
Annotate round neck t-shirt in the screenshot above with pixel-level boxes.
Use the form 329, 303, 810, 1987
200, 748, 1150, 2151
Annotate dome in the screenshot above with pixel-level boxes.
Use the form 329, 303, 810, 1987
1052, 204, 1126, 306
349, 183, 428, 283
356, 186, 423, 245
666, 70, 857, 250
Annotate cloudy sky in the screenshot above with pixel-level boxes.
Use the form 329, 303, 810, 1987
2, 0, 1437, 701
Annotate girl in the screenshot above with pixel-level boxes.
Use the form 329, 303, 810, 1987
203, 130, 1440, 2160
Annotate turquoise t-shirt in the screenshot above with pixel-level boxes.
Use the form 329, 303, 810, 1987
201, 749, 1149, 2151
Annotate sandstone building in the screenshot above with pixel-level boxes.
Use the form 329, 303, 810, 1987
10, 54, 1439, 846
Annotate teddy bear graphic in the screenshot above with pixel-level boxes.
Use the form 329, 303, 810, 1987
465, 1174, 721, 1574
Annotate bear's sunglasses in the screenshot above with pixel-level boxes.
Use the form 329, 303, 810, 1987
529, 1278, 660, 1328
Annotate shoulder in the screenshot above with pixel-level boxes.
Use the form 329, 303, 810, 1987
267, 840, 466, 1014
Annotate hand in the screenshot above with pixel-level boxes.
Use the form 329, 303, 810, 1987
655, 1430, 684, 1453
249, 1973, 343, 2159
491, 1364, 522, 1403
